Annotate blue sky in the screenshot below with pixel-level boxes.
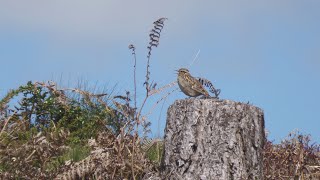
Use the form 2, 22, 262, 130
0, 1, 319, 142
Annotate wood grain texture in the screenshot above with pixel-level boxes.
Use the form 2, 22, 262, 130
160, 98, 265, 180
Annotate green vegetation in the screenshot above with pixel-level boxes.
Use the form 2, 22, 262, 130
0, 80, 158, 179
0, 81, 116, 177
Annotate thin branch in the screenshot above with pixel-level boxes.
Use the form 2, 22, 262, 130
157, 97, 166, 138
0, 111, 17, 135
25, 149, 36, 161
136, 93, 148, 122
149, 81, 177, 96
144, 88, 178, 117
129, 44, 137, 111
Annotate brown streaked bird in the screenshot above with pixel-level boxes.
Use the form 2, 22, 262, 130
177, 68, 209, 97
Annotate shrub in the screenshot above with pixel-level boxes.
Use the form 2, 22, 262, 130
263, 131, 320, 179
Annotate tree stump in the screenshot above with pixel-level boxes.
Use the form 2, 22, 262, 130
161, 99, 265, 180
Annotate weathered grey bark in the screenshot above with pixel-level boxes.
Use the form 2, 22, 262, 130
161, 98, 265, 180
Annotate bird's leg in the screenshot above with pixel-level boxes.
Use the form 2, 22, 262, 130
200, 95, 210, 99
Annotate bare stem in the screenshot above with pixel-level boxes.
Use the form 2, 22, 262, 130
144, 88, 178, 117
0, 111, 16, 135
136, 93, 149, 122
149, 81, 177, 96
129, 44, 137, 111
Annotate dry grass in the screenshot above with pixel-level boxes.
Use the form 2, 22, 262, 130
55, 132, 155, 179
263, 131, 320, 180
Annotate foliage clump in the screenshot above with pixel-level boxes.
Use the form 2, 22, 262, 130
263, 131, 320, 179
0, 81, 136, 178
0, 80, 162, 179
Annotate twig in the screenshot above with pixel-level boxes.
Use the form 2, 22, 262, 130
129, 44, 137, 111
144, 88, 178, 117
0, 111, 17, 135
137, 17, 168, 122
149, 81, 177, 96
136, 93, 148, 122
157, 98, 166, 138
25, 149, 36, 161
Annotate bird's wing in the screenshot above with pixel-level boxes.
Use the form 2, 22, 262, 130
191, 79, 209, 96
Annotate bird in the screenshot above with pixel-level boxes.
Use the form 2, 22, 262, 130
177, 68, 209, 97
